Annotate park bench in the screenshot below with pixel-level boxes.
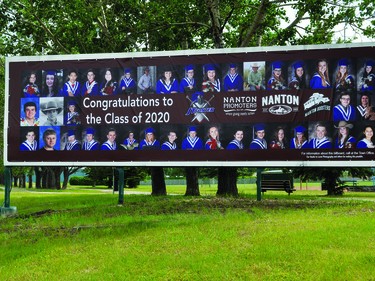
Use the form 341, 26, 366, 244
260, 179, 295, 195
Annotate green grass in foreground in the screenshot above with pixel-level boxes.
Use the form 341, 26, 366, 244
1, 189, 375, 281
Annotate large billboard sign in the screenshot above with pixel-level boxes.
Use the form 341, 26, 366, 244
4, 43, 375, 167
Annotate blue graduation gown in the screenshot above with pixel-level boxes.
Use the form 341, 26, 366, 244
223, 74, 243, 91
181, 137, 203, 150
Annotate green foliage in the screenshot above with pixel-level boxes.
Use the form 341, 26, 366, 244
69, 176, 101, 186
1, 191, 375, 279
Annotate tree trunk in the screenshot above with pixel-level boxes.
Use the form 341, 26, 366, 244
28, 174, 33, 188
35, 167, 42, 188
151, 167, 166, 196
62, 167, 69, 189
217, 167, 238, 196
185, 167, 200, 196
20, 174, 26, 188
13, 176, 18, 187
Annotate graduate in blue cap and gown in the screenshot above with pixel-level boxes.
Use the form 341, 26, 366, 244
156, 68, 179, 94
65, 100, 81, 125
288, 61, 306, 90
250, 124, 267, 149
20, 129, 38, 151
81, 69, 99, 96
360, 60, 375, 91
61, 70, 81, 97
82, 128, 100, 150
267, 61, 287, 90
333, 92, 356, 122
120, 68, 136, 94
223, 64, 244, 92
101, 128, 117, 150
308, 124, 332, 149
161, 131, 178, 150
310, 59, 331, 89
290, 126, 308, 149
181, 126, 203, 150
122, 131, 139, 150
64, 130, 81, 151
334, 59, 355, 92
202, 64, 221, 93
23, 71, 40, 97
140, 127, 160, 149
180, 65, 197, 94
226, 130, 244, 150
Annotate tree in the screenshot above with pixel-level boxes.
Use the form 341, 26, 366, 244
292, 167, 373, 195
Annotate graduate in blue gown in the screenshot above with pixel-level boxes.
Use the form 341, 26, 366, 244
180, 65, 197, 94
333, 92, 356, 122
226, 130, 244, 150
223, 64, 243, 92
119, 68, 136, 94
267, 61, 287, 90
61, 70, 81, 97
360, 60, 375, 92
140, 128, 160, 149
64, 130, 81, 151
82, 128, 100, 151
308, 124, 332, 149
290, 126, 308, 149
20, 129, 38, 151
161, 131, 178, 150
156, 68, 179, 94
81, 69, 99, 96
101, 128, 117, 150
334, 59, 355, 93
181, 126, 203, 150
334, 121, 356, 149
357, 125, 375, 148
310, 59, 331, 89
250, 124, 267, 149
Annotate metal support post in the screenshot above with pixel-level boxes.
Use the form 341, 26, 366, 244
117, 168, 124, 205
1, 167, 17, 217
256, 168, 264, 201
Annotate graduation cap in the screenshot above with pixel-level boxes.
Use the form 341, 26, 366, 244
185, 65, 194, 71
188, 126, 197, 132
68, 130, 75, 137
86, 128, 95, 135
338, 59, 349, 66
254, 124, 265, 132
272, 61, 282, 70
229, 63, 237, 68
124, 68, 131, 74
204, 64, 215, 72
145, 127, 155, 134
294, 126, 306, 133
46, 70, 56, 76
293, 61, 304, 69
365, 60, 374, 67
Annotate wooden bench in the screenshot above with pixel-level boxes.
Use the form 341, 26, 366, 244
260, 180, 296, 195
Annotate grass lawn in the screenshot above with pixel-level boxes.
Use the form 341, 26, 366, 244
1, 187, 375, 280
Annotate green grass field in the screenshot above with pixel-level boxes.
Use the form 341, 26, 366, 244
1, 186, 375, 280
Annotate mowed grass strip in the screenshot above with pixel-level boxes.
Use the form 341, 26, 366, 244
1, 190, 375, 280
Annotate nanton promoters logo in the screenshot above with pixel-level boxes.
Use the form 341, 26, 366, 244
185, 92, 215, 122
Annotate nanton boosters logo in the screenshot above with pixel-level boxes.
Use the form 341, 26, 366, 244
303, 92, 331, 117
185, 92, 215, 122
